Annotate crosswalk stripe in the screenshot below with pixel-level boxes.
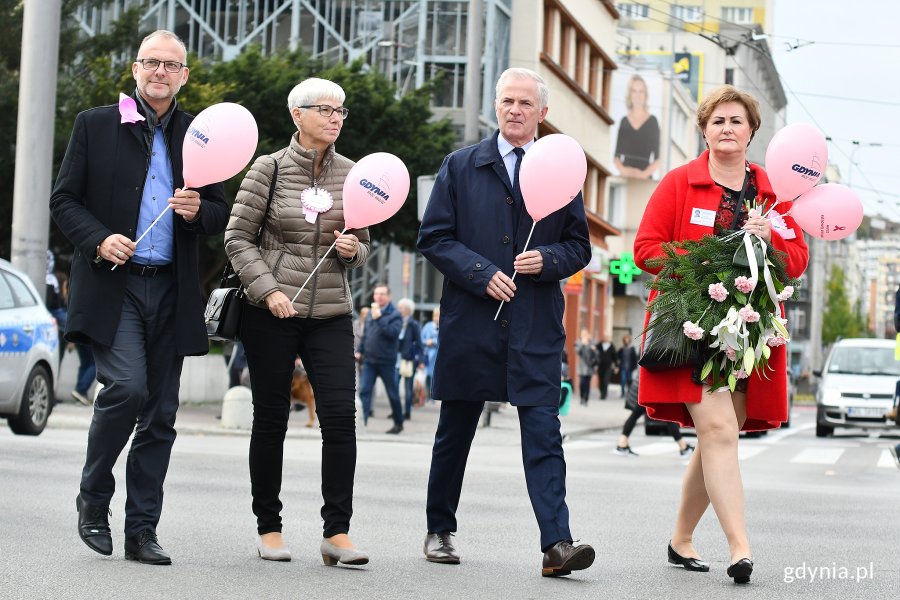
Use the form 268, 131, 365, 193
877, 449, 897, 469
790, 448, 845, 465
564, 440, 613, 451
738, 446, 769, 461
630, 442, 680, 456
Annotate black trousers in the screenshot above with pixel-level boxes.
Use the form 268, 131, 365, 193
82, 272, 182, 537
578, 375, 592, 403
621, 404, 683, 440
241, 305, 357, 537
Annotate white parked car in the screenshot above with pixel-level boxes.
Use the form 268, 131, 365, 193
0, 259, 59, 435
815, 338, 899, 438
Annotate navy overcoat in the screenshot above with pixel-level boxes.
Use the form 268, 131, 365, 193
417, 131, 590, 407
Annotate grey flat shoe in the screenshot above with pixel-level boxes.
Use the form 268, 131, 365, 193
320, 539, 369, 566
257, 536, 291, 561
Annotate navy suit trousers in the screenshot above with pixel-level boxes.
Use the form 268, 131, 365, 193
426, 401, 572, 551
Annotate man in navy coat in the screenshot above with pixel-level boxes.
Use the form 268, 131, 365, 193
417, 68, 594, 577
50, 30, 228, 565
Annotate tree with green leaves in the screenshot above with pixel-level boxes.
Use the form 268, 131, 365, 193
822, 265, 863, 344
3, 5, 455, 287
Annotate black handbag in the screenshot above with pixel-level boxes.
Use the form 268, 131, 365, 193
205, 159, 279, 341
637, 314, 701, 372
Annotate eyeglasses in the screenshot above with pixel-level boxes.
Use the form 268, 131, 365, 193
135, 58, 187, 73
300, 104, 350, 119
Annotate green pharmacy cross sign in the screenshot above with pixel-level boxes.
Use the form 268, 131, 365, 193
610, 252, 642, 284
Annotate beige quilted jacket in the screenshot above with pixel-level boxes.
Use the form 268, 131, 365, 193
224, 134, 370, 319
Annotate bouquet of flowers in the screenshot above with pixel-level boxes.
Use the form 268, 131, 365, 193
642, 208, 800, 392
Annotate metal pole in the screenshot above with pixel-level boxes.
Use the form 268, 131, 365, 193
11, 0, 62, 291
665, 27, 676, 173
463, 0, 484, 146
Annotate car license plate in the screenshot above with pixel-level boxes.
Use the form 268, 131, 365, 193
847, 407, 885, 418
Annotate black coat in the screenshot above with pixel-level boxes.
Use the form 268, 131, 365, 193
49, 96, 228, 355
417, 131, 590, 406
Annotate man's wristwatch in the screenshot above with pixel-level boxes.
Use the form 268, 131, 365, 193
93, 244, 103, 264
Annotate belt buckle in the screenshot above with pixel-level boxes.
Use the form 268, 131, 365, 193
140, 265, 158, 277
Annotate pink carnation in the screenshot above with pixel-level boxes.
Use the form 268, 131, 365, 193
734, 276, 756, 293
767, 335, 787, 347
725, 347, 737, 361
682, 321, 705, 341
777, 286, 795, 302
739, 305, 761, 323
734, 368, 749, 380
708, 282, 729, 302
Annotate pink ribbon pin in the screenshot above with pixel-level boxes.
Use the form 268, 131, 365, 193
118, 93, 146, 124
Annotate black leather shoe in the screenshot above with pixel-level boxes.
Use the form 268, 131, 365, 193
424, 532, 460, 564
541, 540, 595, 577
667, 542, 710, 572
124, 531, 171, 565
727, 558, 753, 584
76, 494, 112, 556
386, 424, 403, 434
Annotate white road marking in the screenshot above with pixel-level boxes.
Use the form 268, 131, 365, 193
790, 447, 846, 465
877, 449, 897, 469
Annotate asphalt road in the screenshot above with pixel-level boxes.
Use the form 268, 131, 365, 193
1, 408, 897, 599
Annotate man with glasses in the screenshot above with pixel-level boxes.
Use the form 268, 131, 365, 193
50, 30, 228, 565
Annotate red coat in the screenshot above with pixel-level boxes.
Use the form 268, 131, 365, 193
633, 150, 809, 431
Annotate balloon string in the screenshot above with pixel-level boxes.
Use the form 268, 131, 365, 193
493, 221, 536, 321
291, 227, 347, 304
110, 187, 193, 271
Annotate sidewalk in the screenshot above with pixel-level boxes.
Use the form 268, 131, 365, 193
50, 349, 630, 444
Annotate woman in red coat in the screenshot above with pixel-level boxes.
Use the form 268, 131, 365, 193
634, 86, 808, 584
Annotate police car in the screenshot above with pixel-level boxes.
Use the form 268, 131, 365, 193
0, 258, 58, 435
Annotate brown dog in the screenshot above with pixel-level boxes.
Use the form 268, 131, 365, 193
290, 362, 316, 428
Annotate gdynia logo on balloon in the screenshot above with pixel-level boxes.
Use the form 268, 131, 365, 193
187, 126, 210, 148
791, 152, 823, 180
359, 177, 391, 205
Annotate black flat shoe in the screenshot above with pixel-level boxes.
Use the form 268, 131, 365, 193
124, 531, 171, 565
727, 558, 754, 584
76, 494, 112, 556
667, 542, 710, 572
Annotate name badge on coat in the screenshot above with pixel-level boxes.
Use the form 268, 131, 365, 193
689, 208, 716, 227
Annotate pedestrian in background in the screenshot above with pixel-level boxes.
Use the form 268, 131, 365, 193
634, 85, 808, 584
226, 76, 370, 566
357, 284, 404, 433
417, 67, 595, 577
396, 297, 424, 421
574, 328, 596, 405
617, 334, 638, 396
595, 335, 617, 400
420, 306, 440, 401
45, 250, 67, 367
50, 30, 228, 565
615, 369, 693, 457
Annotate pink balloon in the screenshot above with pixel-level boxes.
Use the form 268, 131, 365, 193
520, 134, 587, 221
790, 183, 863, 240
342, 153, 410, 229
183, 103, 258, 188
764, 123, 827, 202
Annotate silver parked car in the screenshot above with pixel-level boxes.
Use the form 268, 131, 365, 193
815, 338, 900, 438
0, 259, 59, 435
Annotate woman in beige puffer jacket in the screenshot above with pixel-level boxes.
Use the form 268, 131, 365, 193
224, 77, 371, 567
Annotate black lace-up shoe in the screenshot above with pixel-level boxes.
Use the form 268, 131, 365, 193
124, 531, 171, 565
76, 494, 112, 556
541, 540, 595, 577
424, 532, 460, 564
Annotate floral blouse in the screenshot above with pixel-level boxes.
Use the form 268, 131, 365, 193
713, 172, 758, 236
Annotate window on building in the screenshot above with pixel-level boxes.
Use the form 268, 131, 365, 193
617, 3, 649, 20
721, 7, 754, 24
607, 183, 626, 229
670, 5, 703, 23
